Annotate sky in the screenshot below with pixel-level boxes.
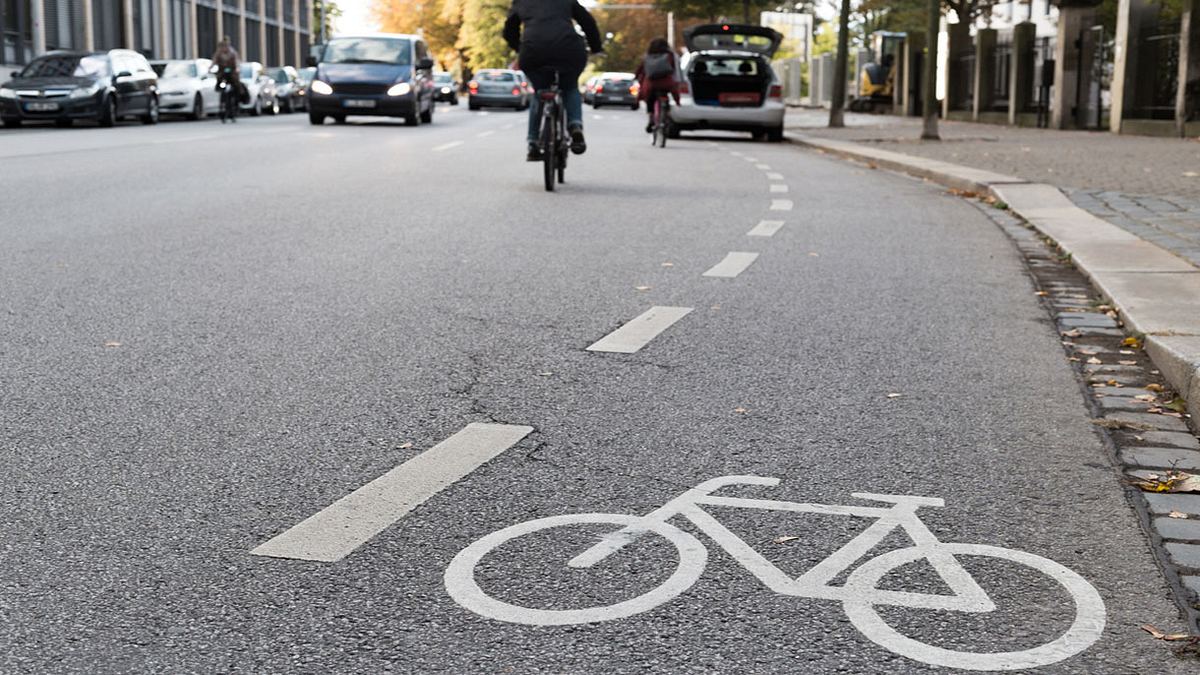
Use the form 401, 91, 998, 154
334, 0, 381, 35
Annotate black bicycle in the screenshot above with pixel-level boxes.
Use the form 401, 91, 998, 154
651, 92, 671, 148
217, 67, 239, 123
536, 70, 568, 192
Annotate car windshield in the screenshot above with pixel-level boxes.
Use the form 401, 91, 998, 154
602, 76, 634, 84
434, 73, 452, 83
239, 64, 257, 79
21, 54, 110, 78
477, 71, 514, 82
269, 69, 290, 83
153, 62, 197, 78
322, 37, 412, 65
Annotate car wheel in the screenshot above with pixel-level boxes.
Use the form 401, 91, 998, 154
142, 96, 159, 124
752, 130, 767, 142
666, 121, 681, 139
54, 118, 73, 128
251, 97, 262, 116
2, 117, 20, 128
333, 114, 346, 124
309, 112, 325, 125
468, 100, 479, 111
766, 125, 784, 142
282, 98, 293, 114
420, 101, 433, 124
630, 103, 639, 110
450, 96, 458, 106
99, 96, 117, 127
270, 99, 280, 115
190, 94, 205, 121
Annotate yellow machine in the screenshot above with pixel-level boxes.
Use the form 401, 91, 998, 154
849, 31, 905, 113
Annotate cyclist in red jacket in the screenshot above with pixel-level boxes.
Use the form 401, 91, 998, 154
635, 38, 681, 133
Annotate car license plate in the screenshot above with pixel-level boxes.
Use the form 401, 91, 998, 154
25, 101, 60, 112
718, 92, 760, 106
343, 99, 376, 109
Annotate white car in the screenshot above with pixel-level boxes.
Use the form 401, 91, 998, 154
150, 58, 220, 120
672, 24, 786, 142
238, 62, 280, 116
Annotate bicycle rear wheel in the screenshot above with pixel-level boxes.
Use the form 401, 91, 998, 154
541, 109, 556, 192
657, 103, 668, 148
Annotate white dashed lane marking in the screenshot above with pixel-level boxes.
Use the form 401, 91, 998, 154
742, 156, 759, 162
587, 306, 694, 354
755, 164, 771, 170
703, 252, 760, 278
250, 423, 534, 562
433, 140, 465, 151
476, 130, 495, 138
747, 220, 785, 237
770, 184, 789, 193
766, 172, 784, 180
770, 199, 794, 211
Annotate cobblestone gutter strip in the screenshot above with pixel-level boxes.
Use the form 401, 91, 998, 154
972, 201, 1200, 633
788, 133, 1200, 424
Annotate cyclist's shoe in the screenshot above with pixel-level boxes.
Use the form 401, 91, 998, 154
526, 142, 543, 162
569, 126, 586, 155
645, 122, 653, 133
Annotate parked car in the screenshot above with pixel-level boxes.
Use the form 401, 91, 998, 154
295, 66, 316, 110
581, 75, 599, 104
267, 66, 305, 112
433, 72, 458, 104
306, 33, 436, 126
672, 23, 785, 141
515, 71, 533, 95
150, 58, 220, 119
0, 49, 159, 127
592, 72, 638, 109
239, 62, 280, 116
467, 69, 529, 110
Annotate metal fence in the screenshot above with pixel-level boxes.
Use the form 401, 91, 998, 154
949, 50, 975, 110
991, 39, 1011, 112
1130, 20, 1180, 120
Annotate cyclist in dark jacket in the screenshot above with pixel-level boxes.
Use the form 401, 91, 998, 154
635, 38, 681, 133
503, 0, 603, 161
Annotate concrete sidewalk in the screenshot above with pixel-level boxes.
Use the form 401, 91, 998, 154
783, 110, 1200, 425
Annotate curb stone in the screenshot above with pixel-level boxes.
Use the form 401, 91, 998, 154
787, 133, 1200, 423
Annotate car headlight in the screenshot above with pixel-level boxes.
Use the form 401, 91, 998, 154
0, 87, 15, 99
441, 87, 451, 94
387, 82, 412, 97
310, 80, 333, 95
69, 83, 102, 99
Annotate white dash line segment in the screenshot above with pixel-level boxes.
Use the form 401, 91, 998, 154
587, 306, 693, 354
766, 172, 784, 180
770, 184, 789, 193
703, 252, 759, 278
250, 423, 533, 562
742, 156, 759, 162
433, 140, 465, 152
755, 164, 771, 170
747, 220, 785, 237
476, 130, 495, 138
770, 199, 794, 211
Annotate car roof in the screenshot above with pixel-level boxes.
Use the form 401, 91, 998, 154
329, 32, 421, 41
600, 72, 635, 78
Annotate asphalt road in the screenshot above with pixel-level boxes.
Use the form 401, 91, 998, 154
0, 106, 1191, 673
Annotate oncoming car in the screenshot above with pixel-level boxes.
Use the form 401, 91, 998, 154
671, 24, 785, 142
433, 72, 458, 104
306, 33, 437, 125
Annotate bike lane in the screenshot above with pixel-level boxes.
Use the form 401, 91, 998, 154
233, 135, 1190, 672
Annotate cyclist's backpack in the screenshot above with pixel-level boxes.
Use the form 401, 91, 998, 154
643, 53, 674, 80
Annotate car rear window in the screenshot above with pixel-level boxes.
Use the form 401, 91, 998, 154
477, 71, 515, 81
21, 54, 110, 78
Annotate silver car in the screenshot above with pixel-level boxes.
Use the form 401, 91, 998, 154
267, 66, 306, 113
150, 58, 220, 120
673, 24, 786, 142
239, 62, 280, 116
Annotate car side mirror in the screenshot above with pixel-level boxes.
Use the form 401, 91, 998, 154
417, 58, 434, 71
306, 55, 318, 67
114, 71, 132, 81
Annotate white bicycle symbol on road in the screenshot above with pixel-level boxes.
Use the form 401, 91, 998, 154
445, 475, 1106, 671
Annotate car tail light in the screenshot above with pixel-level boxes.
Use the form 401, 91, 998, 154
468, 81, 478, 93
512, 87, 521, 95
595, 85, 603, 94
769, 84, 782, 99
630, 83, 640, 96
540, 90, 556, 101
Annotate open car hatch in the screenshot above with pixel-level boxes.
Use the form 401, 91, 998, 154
684, 24, 782, 58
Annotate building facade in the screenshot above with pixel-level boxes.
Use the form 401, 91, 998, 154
2, 0, 312, 74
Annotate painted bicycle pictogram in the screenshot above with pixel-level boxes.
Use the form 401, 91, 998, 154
445, 475, 1106, 671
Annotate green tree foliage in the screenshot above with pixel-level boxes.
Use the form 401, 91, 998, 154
653, 0, 776, 22
458, 0, 513, 68
313, 0, 343, 41
593, 1, 672, 73
374, 0, 462, 65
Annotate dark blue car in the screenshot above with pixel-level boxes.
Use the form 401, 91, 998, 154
307, 33, 436, 126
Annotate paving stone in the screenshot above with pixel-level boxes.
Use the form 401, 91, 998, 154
1145, 492, 1200, 516
1089, 372, 1146, 386
1096, 396, 1155, 412
1120, 447, 1200, 470
1153, 517, 1200, 541
1083, 364, 1142, 375
1107, 411, 1191, 433
1137, 431, 1200, 450
1164, 543, 1200, 568
1057, 313, 1119, 328
1092, 385, 1158, 398
1073, 327, 1126, 337
1182, 575, 1200, 596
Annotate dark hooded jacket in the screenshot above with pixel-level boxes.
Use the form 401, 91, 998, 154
503, 0, 603, 77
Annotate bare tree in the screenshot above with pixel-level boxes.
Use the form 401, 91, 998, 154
827, 0, 851, 127
921, 0, 939, 139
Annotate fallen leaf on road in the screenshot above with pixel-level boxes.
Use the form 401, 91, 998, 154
537, 371, 553, 377
1119, 360, 1138, 366
1106, 379, 1123, 387
733, 407, 748, 414
1183, 171, 1199, 177
1119, 349, 1135, 355
661, 262, 674, 267
399, 442, 414, 449
1142, 624, 1195, 641
773, 535, 801, 544
1086, 357, 1102, 365
634, 285, 651, 291
1034, 291, 1049, 297
103, 341, 121, 348
1146, 384, 1165, 392
886, 393, 903, 399
1165, 398, 1188, 413
1092, 418, 1154, 431
1122, 336, 1143, 349
1127, 471, 1200, 493
808, 252, 820, 257
1078, 349, 1098, 355
1169, 511, 1190, 519
1135, 394, 1157, 402
1061, 329, 1082, 338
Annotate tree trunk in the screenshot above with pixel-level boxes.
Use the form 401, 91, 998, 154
921, 0, 940, 139
828, 0, 851, 127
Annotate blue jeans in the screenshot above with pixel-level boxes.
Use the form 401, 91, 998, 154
527, 86, 583, 143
